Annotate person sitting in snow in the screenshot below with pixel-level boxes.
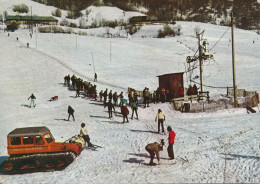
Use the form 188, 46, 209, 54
80, 123, 93, 147
49, 96, 58, 101
28, 93, 36, 108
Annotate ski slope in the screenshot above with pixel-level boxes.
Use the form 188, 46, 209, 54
0, 2, 260, 184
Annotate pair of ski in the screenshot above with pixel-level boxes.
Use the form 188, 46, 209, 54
137, 162, 176, 168
85, 144, 103, 150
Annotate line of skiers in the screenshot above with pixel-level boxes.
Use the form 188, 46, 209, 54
64, 74, 97, 100
100, 89, 139, 123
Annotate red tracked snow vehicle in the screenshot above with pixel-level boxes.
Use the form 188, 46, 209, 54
0, 126, 86, 174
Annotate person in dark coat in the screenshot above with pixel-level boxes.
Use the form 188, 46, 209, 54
121, 104, 129, 123
108, 90, 113, 101
75, 88, 80, 97
28, 93, 36, 108
113, 92, 118, 105
156, 87, 160, 103
130, 100, 138, 120
68, 105, 75, 121
134, 91, 139, 104
104, 100, 115, 118
143, 87, 150, 108
167, 126, 176, 160
103, 89, 108, 104
145, 140, 164, 165
94, 73, 97, 82
67, 74, 70, 85
119, 92, 123, 103
99, 90, 103, 102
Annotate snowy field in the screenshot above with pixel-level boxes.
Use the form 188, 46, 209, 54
0, 1, 260, 183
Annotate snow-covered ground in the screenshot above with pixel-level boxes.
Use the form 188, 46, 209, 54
0, 1, 260, 184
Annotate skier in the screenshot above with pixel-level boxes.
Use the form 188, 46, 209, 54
179, 84, 184, 97
152, 90, 156, 104
121, 104, 129, 123
134, 90, 139, 104
130, 100, 138, 120
145, 140, 164, 165
155, 109, 166, 134
28, 93, 36, 108
67, 74, 70, 86
143, 87, 150, 107
113, 92, 118, 105
161, 87, 166, 103
99, 90, 103, 102
119, 96, 127, 107
119, 92, 123, 103
167, 126, 176, 160
75, 88, 80, 98
156, 87, 160, 103
103, 89, 108, 104
67, 105, 75, 121
80, 123, 93, 147
104, 100, 115, 119
108, 90, 113, 101
94, 73, 97, 82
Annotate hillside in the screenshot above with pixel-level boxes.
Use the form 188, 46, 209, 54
29, 0, 260, 30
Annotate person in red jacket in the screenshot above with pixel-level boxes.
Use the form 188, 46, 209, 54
121, 104, 129, 123
167, 126, 176, 160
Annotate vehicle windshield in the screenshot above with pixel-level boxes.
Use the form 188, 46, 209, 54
44, 133, 53, 143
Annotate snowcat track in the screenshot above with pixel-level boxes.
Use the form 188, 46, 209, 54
0, 152, 76, 175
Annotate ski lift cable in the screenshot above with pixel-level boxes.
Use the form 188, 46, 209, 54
190, 80, 232, 89
211, 58, 230, 84
209, 27, 230, 51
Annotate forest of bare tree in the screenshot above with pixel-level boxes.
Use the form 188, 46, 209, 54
32, 0, 260, 29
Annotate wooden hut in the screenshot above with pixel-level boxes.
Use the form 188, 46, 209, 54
157, 72, 184, 101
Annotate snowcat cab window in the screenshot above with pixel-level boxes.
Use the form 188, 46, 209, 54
11, 137, 21, 145
35, 136, 44, 145
44, 134, 53, 143
23, 136, 34, 144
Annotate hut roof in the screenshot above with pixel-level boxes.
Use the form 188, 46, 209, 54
157, 72, 184, 77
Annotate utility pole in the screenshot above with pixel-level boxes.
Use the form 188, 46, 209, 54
110, 41, 111, 62
91, 52, 96, 74
30, 6, 33, 34
231, 12, 238, 107
35, 23, 37, 48
197, 30, 205, 95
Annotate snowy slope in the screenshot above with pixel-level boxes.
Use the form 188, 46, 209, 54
84, 6, 145, 25
0, 1, 260, 184
0, 22, 259, 184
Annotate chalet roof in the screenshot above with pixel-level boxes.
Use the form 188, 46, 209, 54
157, 72, 184, 77
8, 126, 50, 137
5, 15, 58, 22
